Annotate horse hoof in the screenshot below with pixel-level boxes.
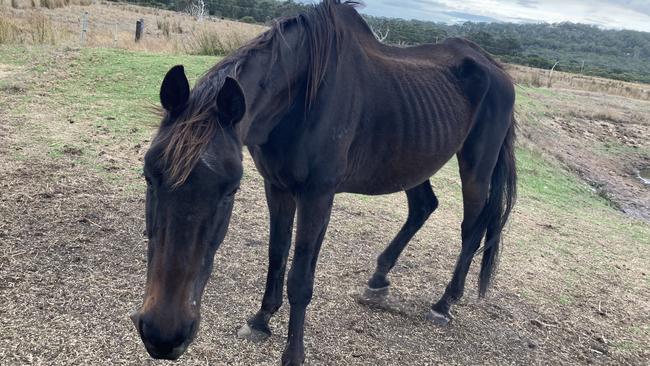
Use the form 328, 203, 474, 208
426, 309, 453, 326
357, 286, 390, 306
236, 324, 271, 343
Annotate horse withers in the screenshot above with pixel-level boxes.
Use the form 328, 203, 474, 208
130, 1, 517, 365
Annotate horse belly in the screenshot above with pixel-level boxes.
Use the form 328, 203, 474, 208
339, 146, 458, 195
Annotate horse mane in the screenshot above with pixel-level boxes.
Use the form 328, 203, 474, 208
158, 0, 363, 188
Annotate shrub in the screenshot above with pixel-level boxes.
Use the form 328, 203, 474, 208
239, 16, 255, 24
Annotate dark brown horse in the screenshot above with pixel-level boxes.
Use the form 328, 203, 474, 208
130, 1, 517, 364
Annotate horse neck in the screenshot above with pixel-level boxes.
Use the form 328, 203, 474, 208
235, 28, 310, 147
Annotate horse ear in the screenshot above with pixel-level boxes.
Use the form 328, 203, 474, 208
160, 65, 190, 112
216, 77, 246, 125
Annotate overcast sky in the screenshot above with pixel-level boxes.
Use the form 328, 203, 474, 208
300, 0, 650, 32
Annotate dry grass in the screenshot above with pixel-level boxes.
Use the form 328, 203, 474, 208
40, 0, 65, 9
0, 15, 19, 44
0, 2, 265, 53
184, 27, 248, 55
157, 16, 183, 38
508, 64, 650, 101
0, 11, 58, 44
28, 12, 56, 44
156, 17, 171, 38
5, 0, 91, 8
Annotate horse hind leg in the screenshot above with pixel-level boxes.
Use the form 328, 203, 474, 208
427, 169, 491, 325
359, 181, 438, 305
428, 110, 515, 325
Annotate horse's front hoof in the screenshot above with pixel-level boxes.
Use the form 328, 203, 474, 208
425, 309, 453, 326
281, 359, 304, 366
357, 286, 390, 306
281, 354, 305, 366
236, 324, 271, 343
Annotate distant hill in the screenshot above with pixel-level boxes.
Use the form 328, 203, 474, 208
364, 18, 650, 84
119, 0, 650, 84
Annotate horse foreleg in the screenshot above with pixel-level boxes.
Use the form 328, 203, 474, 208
238, 182, 295, 342
282, 190, 334, 366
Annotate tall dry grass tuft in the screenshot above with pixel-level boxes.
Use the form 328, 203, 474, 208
172, 19, 183, 34
10, 0, 91, 8
73, 0, 93, 6
29, 12, 56, 44
0, 15, 19, 44
184, 28, 247, 56
41, 0, 65, 8
157, 17, 171, 38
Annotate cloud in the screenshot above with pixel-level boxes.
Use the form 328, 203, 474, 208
517, 0, 538, 7
442, 11, 499, 23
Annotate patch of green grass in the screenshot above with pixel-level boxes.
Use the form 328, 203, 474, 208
516, 147, 606, 210
558, 294, 572, 305
613, 340, 644, 351
47, 142, 65, 158
592, 141, 649, 157
0, 45, 41, 66
52, 48, 218, 142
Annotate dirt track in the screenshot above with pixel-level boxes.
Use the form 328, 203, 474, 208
1, 47, 649, 365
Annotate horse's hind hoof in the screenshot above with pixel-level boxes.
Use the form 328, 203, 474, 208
357, 286, 390, 306
236, 324, 271, 343
426, 309, 453, 326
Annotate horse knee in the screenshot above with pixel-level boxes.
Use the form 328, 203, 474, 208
287, 277, 314, 306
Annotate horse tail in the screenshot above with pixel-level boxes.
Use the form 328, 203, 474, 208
478, 114, 517, 298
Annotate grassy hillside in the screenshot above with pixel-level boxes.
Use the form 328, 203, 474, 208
1, 44, 648, 364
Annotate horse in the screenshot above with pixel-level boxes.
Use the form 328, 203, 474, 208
130, 1, 517, 364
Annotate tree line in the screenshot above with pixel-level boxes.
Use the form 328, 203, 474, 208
117, 0, 650, 84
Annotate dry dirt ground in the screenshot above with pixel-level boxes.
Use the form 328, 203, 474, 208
515, 86, 650, 222
0, 45, 649, 366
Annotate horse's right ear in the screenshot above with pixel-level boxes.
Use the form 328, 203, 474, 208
160, 65, 190, 112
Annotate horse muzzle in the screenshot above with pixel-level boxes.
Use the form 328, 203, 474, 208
130, 309, 196, 360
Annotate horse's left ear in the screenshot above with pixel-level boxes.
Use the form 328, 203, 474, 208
160, 65, 190, 112
216, 77, 246, 125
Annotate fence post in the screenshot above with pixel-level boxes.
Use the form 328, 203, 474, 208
80, 11, 88, 46
113, 22, 118, 47
547, 61, 559, 88
135, 18, 144, 42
